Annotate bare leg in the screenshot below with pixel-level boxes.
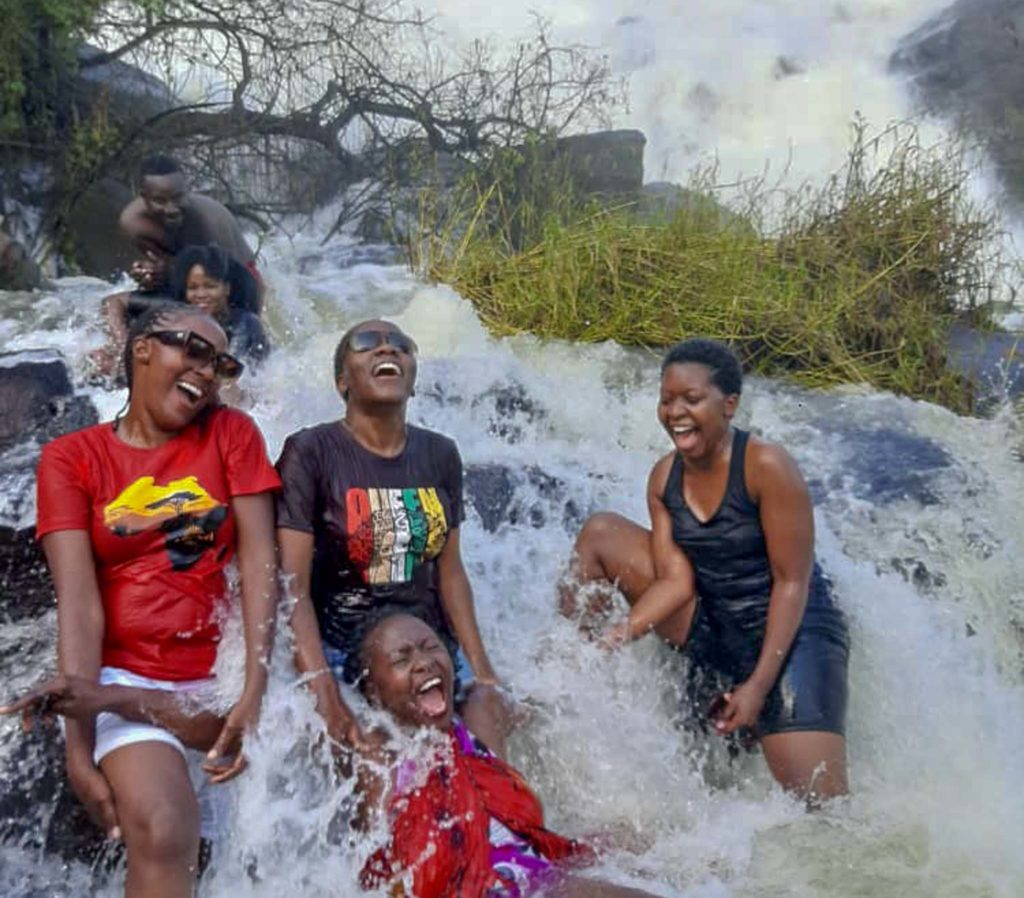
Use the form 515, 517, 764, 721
549, 873, 664, 898
561, 512, 694, 645
100, 742, 201, 898
760, 730, 848, 805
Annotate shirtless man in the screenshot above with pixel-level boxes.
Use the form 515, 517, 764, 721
95, 155, 263, 373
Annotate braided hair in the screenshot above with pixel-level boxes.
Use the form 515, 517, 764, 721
121, 301, 196, 395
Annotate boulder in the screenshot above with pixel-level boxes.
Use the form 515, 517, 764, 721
890, 0, 1024, 203
0, 527, 53, 623
819, 424, 955, 506
946, 322, 1024, 403
0, 350, 98, 454
74, 44, 177, 129
464, 462, 587, 534
0, 231, 42, 291
549, 130, 646, 198
63, 177, 135, 279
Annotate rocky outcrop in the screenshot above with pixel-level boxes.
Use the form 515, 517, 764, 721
891, 0, 1024, 203
0, 351, 97, 620
947, 323, 1024, 404
0, 350, 98, 455
0, 231, 41, 291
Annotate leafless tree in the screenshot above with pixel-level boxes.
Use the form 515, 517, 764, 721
79, 0, 618, 232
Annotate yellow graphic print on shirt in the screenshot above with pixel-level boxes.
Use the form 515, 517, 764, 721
103, 476, 227, 571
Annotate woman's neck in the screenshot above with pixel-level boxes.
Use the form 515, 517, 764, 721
681, 425, 734, 473
114, 404, 178, 449
342, 406, 407, 457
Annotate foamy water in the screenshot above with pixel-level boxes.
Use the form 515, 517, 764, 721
2, 241, 1022, 895
3, 1, 1024, 895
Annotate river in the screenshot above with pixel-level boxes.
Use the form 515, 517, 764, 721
2, 0, 1023, 895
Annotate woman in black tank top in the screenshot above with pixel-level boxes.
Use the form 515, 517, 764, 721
559, 338, 849, 804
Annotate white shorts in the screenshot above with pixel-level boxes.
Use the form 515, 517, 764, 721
93, 666, 226, 839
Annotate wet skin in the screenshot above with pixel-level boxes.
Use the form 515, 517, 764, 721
363, 615, 456, 731
126, 312, 228, 442
183, 264, 230, 319
337, 320, 418, 408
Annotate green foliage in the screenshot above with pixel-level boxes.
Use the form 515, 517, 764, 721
0, 0, 103, 143
413, 124, 1003, 414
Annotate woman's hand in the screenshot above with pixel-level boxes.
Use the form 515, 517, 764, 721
202, 690, 262, 783
0, 674, 106, 728
711, 678, 769, 735
66, 751, 121, 840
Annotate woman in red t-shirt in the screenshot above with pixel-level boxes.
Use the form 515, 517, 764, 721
32, 302, 279, 898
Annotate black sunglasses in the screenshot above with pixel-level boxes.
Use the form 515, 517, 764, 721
348, 329, 417, 355
147, 330, 245, 380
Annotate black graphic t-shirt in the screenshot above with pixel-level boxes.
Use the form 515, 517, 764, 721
275, 422, 465, 653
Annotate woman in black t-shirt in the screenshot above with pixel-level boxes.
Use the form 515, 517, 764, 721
276, 319, 498, 748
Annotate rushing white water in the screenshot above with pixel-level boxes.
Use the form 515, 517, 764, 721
428, 0, 954, 188
2, 235, 1023, 896
3, 1, 1024, 895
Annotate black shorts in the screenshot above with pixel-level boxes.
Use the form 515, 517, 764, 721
681, 601, 849, 737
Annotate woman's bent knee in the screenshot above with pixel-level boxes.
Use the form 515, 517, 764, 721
124, 800, 200, 864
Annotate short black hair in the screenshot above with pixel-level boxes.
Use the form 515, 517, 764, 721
139, 155, 182, 179
342, 604, 457, 690
661, 338, 743, 395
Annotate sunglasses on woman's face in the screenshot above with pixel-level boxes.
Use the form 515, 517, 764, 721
348, 329, 418, 355
147, 330, 245, 380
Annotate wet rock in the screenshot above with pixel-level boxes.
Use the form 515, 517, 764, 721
0, 527, 53, 622
0, 350, 98, 454
0, 726, 110, 866
891, 0, 1024, 204
63, 177, 135, 279
75, 44, 177, 127
0, 231, 41, 291
464, 463, 587, 534
946, 323, 1024, 402
464, 464, 515, 533
886, 556, 948, 592
773, 55, 806, 79
295, 242, 404, 274
471, 382, 547, 444
825, 425, 954, 505
552, 130, 646, 198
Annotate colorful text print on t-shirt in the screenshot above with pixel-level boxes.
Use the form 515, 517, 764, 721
103, 475, 228, 571
346, 487, 448, 584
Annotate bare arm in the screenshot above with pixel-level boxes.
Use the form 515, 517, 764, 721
41, 530, 120, 838
2, 675, 222, 751
436, 528, 497, 684
203, 492, 278, 781
605, 457, 696, 645
277, 527, 368, 748
715, 441, 814, 733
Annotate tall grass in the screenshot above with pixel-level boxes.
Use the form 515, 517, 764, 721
409, 123, 1004, 413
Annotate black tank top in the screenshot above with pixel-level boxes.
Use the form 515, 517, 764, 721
662, 428, 832, 642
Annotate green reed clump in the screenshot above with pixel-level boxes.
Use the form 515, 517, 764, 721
410, 123, 1003, 413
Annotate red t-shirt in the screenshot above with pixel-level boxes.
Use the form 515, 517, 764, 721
36, 406, 281, 681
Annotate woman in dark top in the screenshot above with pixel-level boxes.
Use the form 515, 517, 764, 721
562, 338, 849, 802
276, 318, 498, 749
168, 245, 269, 365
